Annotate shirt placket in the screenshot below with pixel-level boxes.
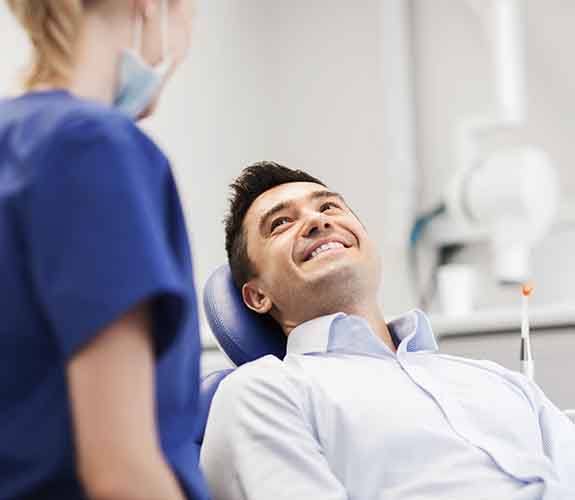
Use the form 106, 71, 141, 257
396, 351, 554, 486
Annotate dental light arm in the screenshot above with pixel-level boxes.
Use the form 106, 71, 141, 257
431, 0, 559, 283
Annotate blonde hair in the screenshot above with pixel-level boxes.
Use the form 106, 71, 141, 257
6, 0, 84, 90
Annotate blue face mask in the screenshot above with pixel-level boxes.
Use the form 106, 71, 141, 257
114, 0, 172, 119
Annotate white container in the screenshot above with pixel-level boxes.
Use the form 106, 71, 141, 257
437, 264, 476, 316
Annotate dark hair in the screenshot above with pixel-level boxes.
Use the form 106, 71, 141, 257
224, 161, 326, 289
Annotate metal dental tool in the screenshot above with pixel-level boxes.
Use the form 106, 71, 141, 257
520, 284, 534, 380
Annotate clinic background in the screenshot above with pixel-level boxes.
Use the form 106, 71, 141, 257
2, 1, 574, 406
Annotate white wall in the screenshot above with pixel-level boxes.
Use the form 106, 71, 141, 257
147, 0, 419, 329
155, 0, 575, 321
2, 0, 574, 343
1, 1, 417, 346
146, 0, 279, 303
412, 0, 575, 311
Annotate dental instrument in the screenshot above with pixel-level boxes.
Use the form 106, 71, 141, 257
520, 284, 534, 380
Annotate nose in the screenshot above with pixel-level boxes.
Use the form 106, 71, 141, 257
302, 212, 332, 238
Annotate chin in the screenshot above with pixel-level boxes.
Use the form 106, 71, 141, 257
306, 260, 366, 293
284, 264, 373, 322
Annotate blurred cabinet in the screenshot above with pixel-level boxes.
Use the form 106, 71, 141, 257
433, 306, 575, 410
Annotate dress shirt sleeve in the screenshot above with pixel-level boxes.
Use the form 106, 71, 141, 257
531, 382, 575, 491
200, 356, 348, 500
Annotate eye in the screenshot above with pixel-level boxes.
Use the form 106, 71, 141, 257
270, 216, 291, 232
320, 201, 341, 212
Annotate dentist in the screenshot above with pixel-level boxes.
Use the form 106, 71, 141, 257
0, 1, 207, 499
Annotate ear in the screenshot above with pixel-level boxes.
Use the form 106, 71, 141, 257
241, 281, 272, 315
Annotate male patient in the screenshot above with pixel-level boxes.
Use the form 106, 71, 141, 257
200, 162, 575, 500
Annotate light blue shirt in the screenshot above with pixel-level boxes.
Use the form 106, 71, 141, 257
200, 310, 575, 500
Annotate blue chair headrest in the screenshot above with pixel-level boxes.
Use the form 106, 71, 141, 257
203, 264, 286, 366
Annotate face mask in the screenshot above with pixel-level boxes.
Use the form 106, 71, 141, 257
114, 0, 172, 119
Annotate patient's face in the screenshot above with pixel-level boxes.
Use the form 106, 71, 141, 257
242, 182, 381, 325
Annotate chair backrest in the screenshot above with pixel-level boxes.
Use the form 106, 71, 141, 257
195, 368, 234, 446
196, 264, 287, 444
202, 264, 286, 366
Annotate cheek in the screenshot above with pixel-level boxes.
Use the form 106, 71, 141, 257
267, 238, 295, 275
348, 223, 378, 261
251, 233, 297, 292
342, 219, 366, 247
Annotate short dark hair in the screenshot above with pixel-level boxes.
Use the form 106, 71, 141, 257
224, 161, 326, 289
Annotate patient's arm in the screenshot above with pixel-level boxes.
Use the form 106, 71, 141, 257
200, 356, 347, 500
531, 383, 575, 489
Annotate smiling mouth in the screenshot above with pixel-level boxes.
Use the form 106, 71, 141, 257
305, 241, 347, 262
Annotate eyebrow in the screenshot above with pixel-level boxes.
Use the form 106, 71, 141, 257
258, 190, 345, 235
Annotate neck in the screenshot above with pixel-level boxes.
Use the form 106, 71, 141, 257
66, 12, 132, 105
282, 299, 396, 352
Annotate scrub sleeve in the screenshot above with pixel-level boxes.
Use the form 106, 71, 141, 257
19, 117, 187, 360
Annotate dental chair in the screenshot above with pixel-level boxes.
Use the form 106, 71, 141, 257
195, 264, 286, 446
195, 264, 575, 447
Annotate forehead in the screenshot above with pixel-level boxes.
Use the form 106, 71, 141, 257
245, 182, 329, 224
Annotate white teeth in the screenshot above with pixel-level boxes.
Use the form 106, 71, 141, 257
309, 241, 344, 260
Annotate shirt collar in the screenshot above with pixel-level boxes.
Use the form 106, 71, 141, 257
286, 309, 439, 357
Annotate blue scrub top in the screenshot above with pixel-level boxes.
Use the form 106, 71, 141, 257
0, 90, 209, 499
